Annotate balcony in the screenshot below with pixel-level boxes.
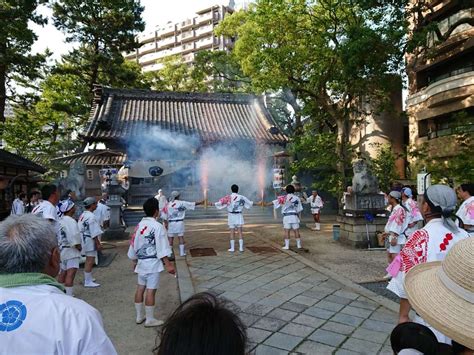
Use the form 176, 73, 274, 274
139, 41, 157, 54
138, 31, 156, 44
157, 23, 176, 37
195, 24, 213, 37
197, 11, 213, 24
195, 36, 215, 49
158, 36, 176, 48
177, 30, 195, 42
142, 63, 164, 72
138, 51, 168, 64
183, 53, 195, 63
178, 18, 195, 30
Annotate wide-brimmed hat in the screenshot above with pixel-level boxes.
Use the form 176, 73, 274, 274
405, 237, 474, 349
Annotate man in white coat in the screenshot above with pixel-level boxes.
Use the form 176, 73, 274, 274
10, 192, 27, 215
306, 190, 324, 231
215, 184, 254, 252
0, 214, 117, 354
456, 183, 474, 236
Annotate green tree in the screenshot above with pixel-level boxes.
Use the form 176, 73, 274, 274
371, 144, 400, 192
0, 0, 47, 122
52, 0, 145, 93
217, 0, 408, 195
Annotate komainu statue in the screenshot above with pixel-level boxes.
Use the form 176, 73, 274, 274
59, 161, 86, 200
351, 158, 379, 194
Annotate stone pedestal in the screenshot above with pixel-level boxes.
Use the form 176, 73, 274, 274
337, 214, 387, 248
345, 194, 386, 211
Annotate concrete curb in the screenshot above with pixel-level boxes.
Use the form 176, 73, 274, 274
255, 235, 400, 314
175, 256, 195, 303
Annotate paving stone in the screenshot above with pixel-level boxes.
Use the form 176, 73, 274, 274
300, 290, 328, 300
244, 304, 275, 317
292, 314, 326, 328
340, 305, 373, 318
321, 321, 356, 335
279, 322, 315, 337
315, 300, 345, 312
220, 291, 244, 301
254, 344, 288, 355
246, 341, 257, 353
247, 327, 272, 343
378, 346, 393, 354
351, 327, 389, 344
334, 289, 360, 300
303, 306, 337, 320
335, 349, 361, 355
360, 319, 394, 333
257, 297, 287, 308
253, 317, 287, 332
341, 338, 382, 354
369, 310, 398, 323
295, 340, 336, 354
324, 294, 354, 305
308, 328, 347, 347
331, 313, 365, 327
280, 301, 309, 313
263, 332, 303, 351
291, 295, 318, 307
318, 280, 343, 290
239, 313, 260, 327
349, 300, 379, 311
266, 308, 298, 322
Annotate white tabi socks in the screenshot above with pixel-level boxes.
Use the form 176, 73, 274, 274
135, 303, 145, 324
84, 272, 100, 288
144, 306, 164, 327
65, 286, 74, 297
296, 238, 302, 249
239, 239, 244, 252
316, 223, 321, 230
179, 244, 186, 257
282, 239, 290, 250
228, 240, 235, 252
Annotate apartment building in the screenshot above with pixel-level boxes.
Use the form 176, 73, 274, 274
406, 2, 473, 162
124, 4, 234, 73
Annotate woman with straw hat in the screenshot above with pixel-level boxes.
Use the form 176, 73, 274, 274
405, 237, 474, 350
387, 185, 469, 343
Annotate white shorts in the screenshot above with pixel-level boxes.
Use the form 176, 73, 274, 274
60, 257, 80, 271
388, 244, 401, 254
284, 223, 300, 230
85, 251, 98, 258
228, 213, 244, 229
168, 220, 184, 237
137, 272, 160, 289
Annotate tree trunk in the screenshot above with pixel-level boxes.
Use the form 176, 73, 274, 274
0, 65, 6, 123
336, 116, 350, 192
88, 41, 100, 93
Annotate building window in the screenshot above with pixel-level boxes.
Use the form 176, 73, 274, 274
86, 170, 94, 180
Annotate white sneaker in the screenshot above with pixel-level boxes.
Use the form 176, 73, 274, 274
228, 248, 235, 252
239, 249, 244, 252
144, 319, 164, 327
84, 281, 101, 288
282, 246, 290, 250
383, 273, 392, 280
136, 317, 145, 325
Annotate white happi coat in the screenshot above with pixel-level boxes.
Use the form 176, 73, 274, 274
78, 210, 102, 253
163, 200, 195, 236
387, 218, 468, 343
307, 195, 324, 214
10, 198, 25, 215
385, 204, 409, 245
403, 197, 424, 238
127, 217, 171, 274
0, 284, 117, 354
272, 194, 304, 225
215, 193, 253, 227
32, 200, 61, 241
456, 196, 474, 235
58, 215, 82, 262
93, 201, 110, 228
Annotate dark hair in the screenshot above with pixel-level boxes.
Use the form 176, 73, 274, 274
231, 184, 239, 193
18, 193, 26, 199
155, 292, 247, 355
452, 340, 469, 355
41, 184, 57, 201
390, 322, 439, 354
29, 191, 40, 199
143, 197, 159, 217
459, 183, 474, 196
286, 184, 295, 194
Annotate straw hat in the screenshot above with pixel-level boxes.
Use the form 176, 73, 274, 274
405, 237, 474, 349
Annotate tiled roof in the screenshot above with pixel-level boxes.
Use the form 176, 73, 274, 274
52, 150, 126, 167
84, 86, 287, 144
0, 149, 46, 173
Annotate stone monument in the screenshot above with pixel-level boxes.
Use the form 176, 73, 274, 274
58, 161, 86, 200
337, 158, 388, 248
102, 174, 127, 240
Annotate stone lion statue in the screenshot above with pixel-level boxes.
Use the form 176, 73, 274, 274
59, 161, 86, 200
351, 158, 379, 194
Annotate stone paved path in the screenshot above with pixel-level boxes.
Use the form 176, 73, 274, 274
177, 220, 398, 355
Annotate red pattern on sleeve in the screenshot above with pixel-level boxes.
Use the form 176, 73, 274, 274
400, 229, 429, 272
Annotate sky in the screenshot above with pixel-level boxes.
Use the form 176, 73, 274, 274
31, 0, 231, 60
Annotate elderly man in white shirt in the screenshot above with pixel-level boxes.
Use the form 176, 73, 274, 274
0, 214, 117, 354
